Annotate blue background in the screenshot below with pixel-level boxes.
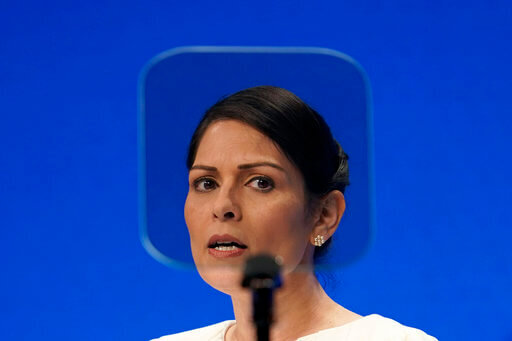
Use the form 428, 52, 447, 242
1, 1, 511, 340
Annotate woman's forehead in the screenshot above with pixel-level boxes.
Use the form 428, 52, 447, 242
194, 120, 285, 164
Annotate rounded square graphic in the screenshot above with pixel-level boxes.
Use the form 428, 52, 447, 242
139, 46, 374, 269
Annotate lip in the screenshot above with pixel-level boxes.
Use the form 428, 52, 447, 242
208, 247, 247, 258
207, 234, 248, 259
207, 234, 247, 248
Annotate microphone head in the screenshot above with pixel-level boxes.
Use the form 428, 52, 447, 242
242, 254, 282, 289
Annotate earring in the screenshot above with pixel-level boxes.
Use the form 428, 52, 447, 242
314, 235, 325, 247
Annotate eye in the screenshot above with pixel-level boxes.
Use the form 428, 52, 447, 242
193, 177, 218, 192
246, 176, 274, 192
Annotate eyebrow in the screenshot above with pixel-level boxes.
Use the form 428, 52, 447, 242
190, 165, 217, 171
190, 162, 285, 172
238, 162, 285, 172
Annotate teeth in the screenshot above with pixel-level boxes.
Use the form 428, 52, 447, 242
215, 245, 238, 251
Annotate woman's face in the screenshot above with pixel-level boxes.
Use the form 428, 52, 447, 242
184, 120, 316, 293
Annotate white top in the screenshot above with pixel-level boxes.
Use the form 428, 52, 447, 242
151, 314, 437, 340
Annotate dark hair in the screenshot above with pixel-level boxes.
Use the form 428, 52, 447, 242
186, 86, 349, 259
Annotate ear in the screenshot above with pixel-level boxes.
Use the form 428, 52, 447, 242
309, 190, 346, 246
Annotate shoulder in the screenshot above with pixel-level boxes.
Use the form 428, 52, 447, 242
353, 314, 437, 340
150, 320, 235, 341
301, 314, 437, 341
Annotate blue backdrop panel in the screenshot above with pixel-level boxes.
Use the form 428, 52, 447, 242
140, 47, 373, 269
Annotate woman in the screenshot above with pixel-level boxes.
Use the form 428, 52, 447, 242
152, 86, 436, 341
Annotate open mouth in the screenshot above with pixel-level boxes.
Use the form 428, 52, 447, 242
208, 241, 248, 251
207, 234, 248, 257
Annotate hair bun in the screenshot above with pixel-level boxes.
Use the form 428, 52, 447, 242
331, 140, 350, 193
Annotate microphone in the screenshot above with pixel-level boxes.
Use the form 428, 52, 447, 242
242, 254, 282, 341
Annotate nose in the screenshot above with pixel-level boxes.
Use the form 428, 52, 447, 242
212, 186, 242, 221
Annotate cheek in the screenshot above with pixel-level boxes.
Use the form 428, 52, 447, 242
251, 197, 311, 259
183, 194, 193, 227
184, 194, 206, 248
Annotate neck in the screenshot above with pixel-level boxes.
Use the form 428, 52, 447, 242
225, 271, 360, 341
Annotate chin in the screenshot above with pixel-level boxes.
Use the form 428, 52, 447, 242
191, 248, 248, 295
197, 264, 245, 295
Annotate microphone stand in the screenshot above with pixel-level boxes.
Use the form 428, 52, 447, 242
242, 254, 282, 341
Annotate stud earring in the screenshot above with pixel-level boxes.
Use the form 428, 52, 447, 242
314, 235, 325, 247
